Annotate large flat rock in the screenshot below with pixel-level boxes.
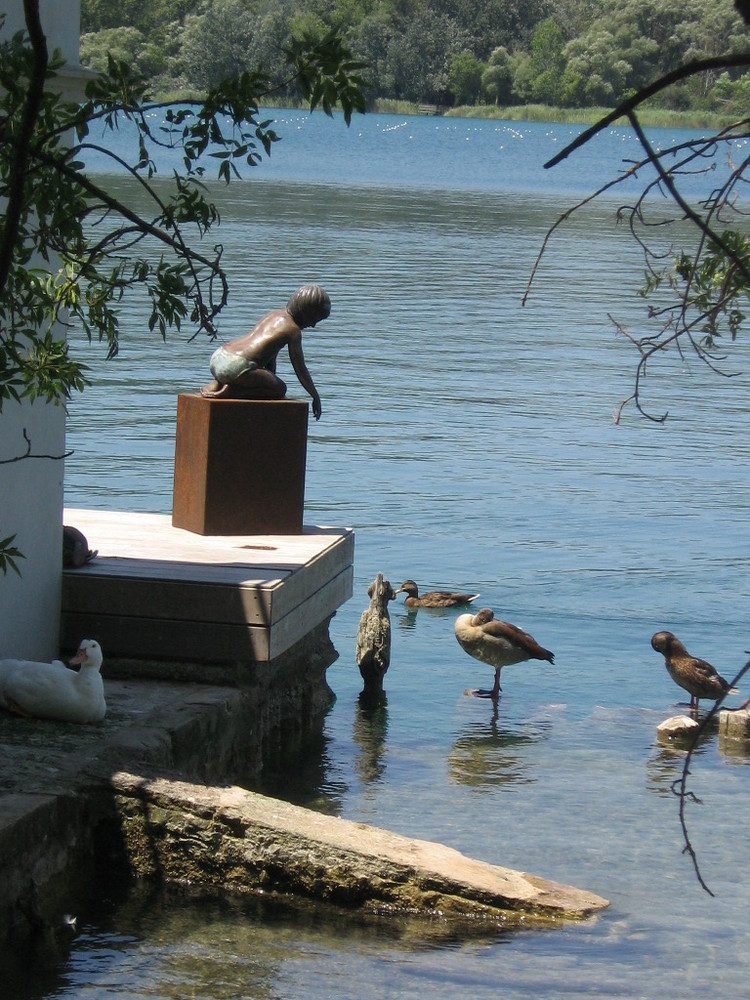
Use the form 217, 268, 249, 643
111, 771, 609, 927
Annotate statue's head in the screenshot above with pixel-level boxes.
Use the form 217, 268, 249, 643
287, 284, 331, 328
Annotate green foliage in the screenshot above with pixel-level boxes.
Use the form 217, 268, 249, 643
80, 27, 168, 79
0, 14, 366, 417
0, 535, 25, 577
529, 18, 565, 104
481, 46, 513, 105
179, 0, 262, 91
643, 231, 750, 348
285, 28, 368, 121
383, 8, 472, 103
79, 0, 750, 113
447, 50, 484, 106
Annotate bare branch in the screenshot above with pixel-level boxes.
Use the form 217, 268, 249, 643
545, 55, 750, 170
671, 657, 750, 895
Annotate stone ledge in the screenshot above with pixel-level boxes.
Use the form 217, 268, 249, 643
108, 771, 609, 927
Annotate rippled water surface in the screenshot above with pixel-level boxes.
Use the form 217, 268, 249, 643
22, 111, 750, 998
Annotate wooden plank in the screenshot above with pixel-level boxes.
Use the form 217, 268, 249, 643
62, 533, 354, 627
269, 566, 354, 659
61, 508, 355, 664
64, 508, 349, 568
63, 572, 279, 627
61, 569, 352, 663
61, 609, 272, 662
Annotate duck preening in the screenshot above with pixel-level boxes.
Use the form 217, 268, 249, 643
651, 630, 737, 712
0, 639, 106, 723
454, 608, 554, 700
394, 580, 480, 609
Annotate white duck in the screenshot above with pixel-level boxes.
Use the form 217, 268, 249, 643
0, 639, 106, 723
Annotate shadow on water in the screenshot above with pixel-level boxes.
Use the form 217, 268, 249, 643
3, 877, 525, 1000
252, 720, 348, 814
646, 731, 714, 798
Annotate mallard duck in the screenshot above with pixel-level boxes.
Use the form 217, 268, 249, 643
394, 579, 480, 608
651, 630, 737, 712
0, 639, 105, 723
454, 608, 554, 699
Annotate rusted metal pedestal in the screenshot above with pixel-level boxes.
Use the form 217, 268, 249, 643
172, 393, 308, 535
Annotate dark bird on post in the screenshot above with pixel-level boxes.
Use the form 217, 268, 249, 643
454, 608, 554, 700
356, 574, 397, 695
63, 525, 97, 568
651, 630, 737, 712
394, 579, 480, 609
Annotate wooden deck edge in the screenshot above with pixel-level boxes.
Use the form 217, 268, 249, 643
109, 772, 609, 927
61, 528, 355, 628
61, 566, 352, 664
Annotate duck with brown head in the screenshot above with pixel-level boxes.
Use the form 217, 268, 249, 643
651, 630, 737, 712
394, 580, 480, 609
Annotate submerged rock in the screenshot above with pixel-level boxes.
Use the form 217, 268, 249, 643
656, 714, 700, 743
719, 707, 750, 741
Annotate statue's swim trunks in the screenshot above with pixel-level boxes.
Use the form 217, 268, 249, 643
209, 346, 260, 384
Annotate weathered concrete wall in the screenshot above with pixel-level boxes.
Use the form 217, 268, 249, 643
1, 1, 81, 66
0, 400, 66, 660
0, 621, 339, 948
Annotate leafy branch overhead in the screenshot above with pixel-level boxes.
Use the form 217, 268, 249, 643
0, 2, 364, 576
525, 17, 750, 422
0, 14, 366, 416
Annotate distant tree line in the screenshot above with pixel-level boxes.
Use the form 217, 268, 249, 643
80, 0, 749, 112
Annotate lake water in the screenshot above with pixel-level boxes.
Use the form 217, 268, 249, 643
20, 111, 750, 997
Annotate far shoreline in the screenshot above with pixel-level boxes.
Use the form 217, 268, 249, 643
150, 88, 739, 132
372, 99, 739, 131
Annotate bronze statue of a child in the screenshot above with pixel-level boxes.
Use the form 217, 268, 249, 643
200, 284, 331, 420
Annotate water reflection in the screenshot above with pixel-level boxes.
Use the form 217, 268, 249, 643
257, 727, 346, 815
717, 731, 750, 761
646, 735, 713, 797
37, 879, 518, 1000
448, 717, 552, 788
394, 609, 419, 630
353, 693, 389, 786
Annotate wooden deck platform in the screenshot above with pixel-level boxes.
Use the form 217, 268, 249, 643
61, 508, 354, 664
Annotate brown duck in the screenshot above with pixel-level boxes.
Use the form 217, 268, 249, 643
651, 630, 737, 712
394, 579, 480, 609
454, 608, 554, 700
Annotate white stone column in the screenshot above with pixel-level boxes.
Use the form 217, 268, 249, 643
0, 1, 86, 658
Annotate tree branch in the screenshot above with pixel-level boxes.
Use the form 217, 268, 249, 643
545, 55, 750, 170
0, 427, 71, 464
671, 657, 750, 895
0, 0, 47, 296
